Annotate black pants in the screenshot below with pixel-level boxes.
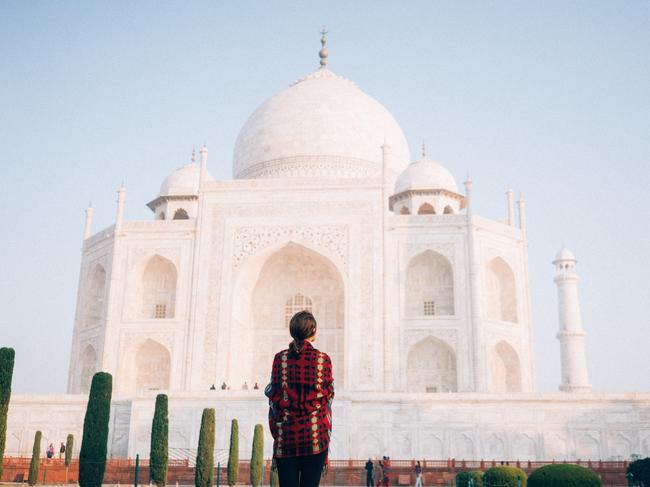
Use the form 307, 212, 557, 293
275, 450, 327, 487
366, 474, 374, 487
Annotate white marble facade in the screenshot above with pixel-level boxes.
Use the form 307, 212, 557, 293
7, 42, 650, 460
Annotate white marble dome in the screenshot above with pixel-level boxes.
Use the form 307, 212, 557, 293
555, 247, 577, 262
233, 68, 411, 179
394, 157, 458, 194
160, 163, 213, 196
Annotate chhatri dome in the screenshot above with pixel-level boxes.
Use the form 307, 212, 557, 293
232, 31, 410, 179
394, 152, 459, 194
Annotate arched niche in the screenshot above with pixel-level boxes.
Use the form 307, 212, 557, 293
173, 208, 189, 220
232, 242, 345, 388
406, 336, 457, 392
135, 339, 171, 393
79, 345, 97, 393
140, 255, 177, 319
575, 434, 600, 459
405, 250, 454, 317
84, 264, 106, 327
417, 203, 435, 214
400, 206, 410, 215
490, 341, 522, 392
485, 257, 518, 323
443, 205, 454, 214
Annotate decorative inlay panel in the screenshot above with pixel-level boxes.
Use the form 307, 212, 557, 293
232, 225, 348, 270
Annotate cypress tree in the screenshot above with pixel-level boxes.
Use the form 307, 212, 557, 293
28, 430, 41, 486
195, 408, 215, 487
78, 372, 113, 487
249, 425, 264, 487
0, 347, 15, 479
64, 433, 74, 483
226, 419, 239, 486
150, 394, 169, 487
269, 459, 279, 487
64, 434, 74, 467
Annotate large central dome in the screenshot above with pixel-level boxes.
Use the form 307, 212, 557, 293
233, 68, 411, 179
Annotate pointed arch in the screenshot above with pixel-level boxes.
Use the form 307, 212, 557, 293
79, 345, 97, 393
417, 202, 435, 214
443, 205, 454, 214
490, 340, 522, 392
84, 264, 106, 327
232, 241, 345, 388
135, 339, 171, 392
399, 206, 410, 215
575, 434, 600, 459
407, 336, 457, 392
140, 255, 177, 319
173, 208, 189, 220
484, 434, 506, 460
486, 257, 518, 322
405, 250, 454, 316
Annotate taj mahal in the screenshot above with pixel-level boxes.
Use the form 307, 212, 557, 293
7, 34, 650, 462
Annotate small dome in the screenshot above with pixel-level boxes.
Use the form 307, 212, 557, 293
160, 163, 213, 196
554, 247, 576, 262
233, 68, 410, 179
394, 158, 458, 194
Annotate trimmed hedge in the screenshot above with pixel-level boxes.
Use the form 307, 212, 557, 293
627, 457, 650, 486
270, 459, 279, 487
79, 372, 113, 487
250, 424, 264, 487
28, 430, 41, 486
150, 394, 169, 487
456, 470, 484, 486
64, 434, 74, 467
0, 347, 15, 479
483, 466, 527, 487
528, 464, 601, 487
227, 419, 239, 486
195, 408, 215, 487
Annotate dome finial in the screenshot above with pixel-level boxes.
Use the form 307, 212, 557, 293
421, 142, 426, 159
191, 146, 196, 163
319, 27, 328, 68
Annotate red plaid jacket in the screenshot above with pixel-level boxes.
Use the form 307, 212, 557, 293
265, 341, 334, 458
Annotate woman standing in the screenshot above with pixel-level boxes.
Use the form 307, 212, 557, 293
265, 311, 334, 487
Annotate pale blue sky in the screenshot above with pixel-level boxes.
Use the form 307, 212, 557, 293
1, 1, 648, 394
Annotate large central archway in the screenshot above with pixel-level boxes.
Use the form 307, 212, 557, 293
232, 242, 345, 388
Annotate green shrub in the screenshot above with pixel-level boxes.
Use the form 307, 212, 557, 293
227, 419, 239, 486
528, 464, 601, 487
28, 430, 41, 486
195, 408, 215, 487
483, 466, 527, 487
0, 347, 15, 479
627, 457, 650, 487
250, 424, 264, 487
64, 434, 74, 467
270, 459, 279, 487
150, 394, 169, 487
79, 372, 113, 487
456, 470, 484, 486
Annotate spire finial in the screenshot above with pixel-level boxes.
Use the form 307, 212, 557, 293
421, 142, 426, 159
191, 146, 196, 163
319, 27, 328, 68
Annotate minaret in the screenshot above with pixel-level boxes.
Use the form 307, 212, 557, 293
553, 247, 592, 392
83, 203, 94, 240
115, 184, 126, 232
505, 189, 514, 226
